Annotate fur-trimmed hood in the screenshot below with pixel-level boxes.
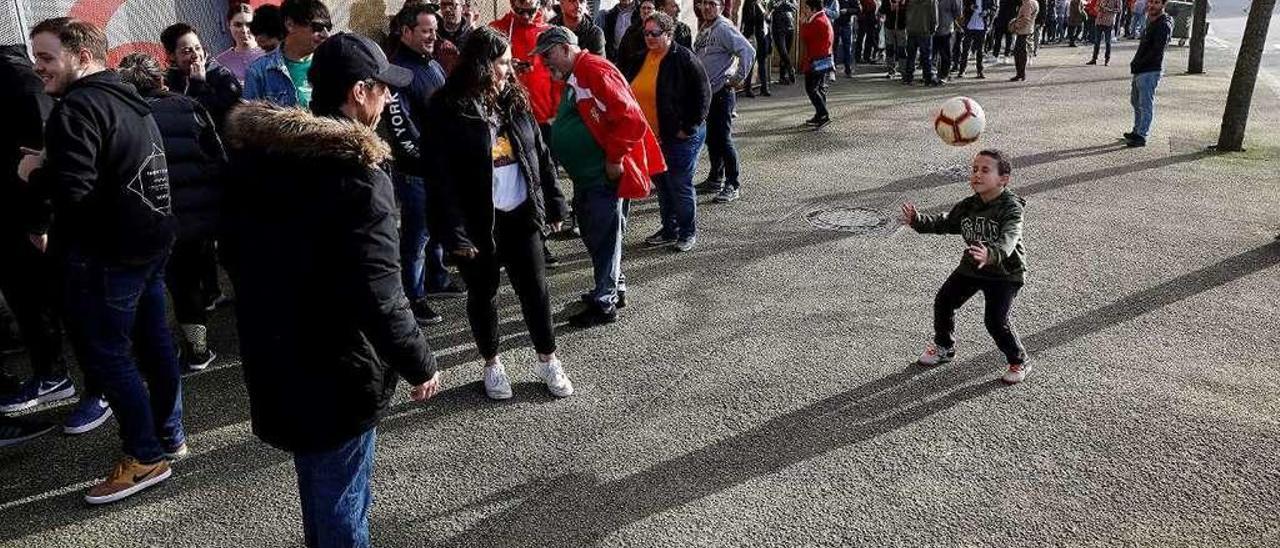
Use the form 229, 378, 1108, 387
226, 101, 391, 167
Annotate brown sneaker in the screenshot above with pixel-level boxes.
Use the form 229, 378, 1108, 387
84, 456, 172, 505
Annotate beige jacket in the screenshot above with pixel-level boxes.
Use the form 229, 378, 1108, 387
1009, 0, 1040, 35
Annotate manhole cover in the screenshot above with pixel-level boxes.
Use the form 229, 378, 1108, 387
805, 207, 892, 233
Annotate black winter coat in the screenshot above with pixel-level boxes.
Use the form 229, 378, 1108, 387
30, 71, 175, 265
621, 45, 712, 144
604, 3, 640, 61
144, 91, 226, 241
422, 90, 567, 255
0, 45, 54, 238
550, 15, 607, 55
220, 102, 437, 453
165, 63, 242, 131
675, 21, 694, 50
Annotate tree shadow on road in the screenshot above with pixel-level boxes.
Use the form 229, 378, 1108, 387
377, 241, 1280, 548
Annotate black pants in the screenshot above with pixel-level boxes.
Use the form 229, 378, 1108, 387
166, 237, 215, 326
932, 33, 954, 78
0, 234, 67, 379
932, 271, 1026, 364
1067, 24, 1081, 44
456, 204, 556, 360
958, 29, 987, 75
994, 30, 1015, 57
1013, 34, 1029, 78
857, 20, 879, 62
804, 70, 830, 120
744, 27, 771, 93
772, 23, 795, 83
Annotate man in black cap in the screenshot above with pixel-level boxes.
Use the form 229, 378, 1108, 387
220, 32, 442, 546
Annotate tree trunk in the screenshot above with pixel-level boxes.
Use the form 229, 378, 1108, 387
1217, 0, 1278, 151
1187, 0, 1209, 73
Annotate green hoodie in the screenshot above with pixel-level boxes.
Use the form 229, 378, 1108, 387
911, 189, 1027, 283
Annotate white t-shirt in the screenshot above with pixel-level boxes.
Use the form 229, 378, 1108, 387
491, 128, 528, 212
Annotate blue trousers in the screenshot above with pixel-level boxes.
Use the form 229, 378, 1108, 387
393, 173, 449, 300
294, 428, 377, 548
1130, 70, 1161, 138
574, 183, 626, 310
656, 127, 707, 241
834, 21, 855, 72
62, 251, 183, 463
903, 33, 935, 83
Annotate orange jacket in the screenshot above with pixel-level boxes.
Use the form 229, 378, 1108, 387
491, 12, 557, 124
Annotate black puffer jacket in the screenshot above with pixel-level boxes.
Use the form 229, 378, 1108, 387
30, 70, 175, 265
621, 45, 711, 144
0, 45, 54, 238
165, 63, 242, 131
422, 89, 567, 254
220, 102, 437, 453
144, 91, 226, 241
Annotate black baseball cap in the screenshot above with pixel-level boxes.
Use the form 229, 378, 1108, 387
532, 26, 578, 56
309, 32, 413, 90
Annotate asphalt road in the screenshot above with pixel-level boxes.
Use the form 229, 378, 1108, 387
1, 37, 1278, 548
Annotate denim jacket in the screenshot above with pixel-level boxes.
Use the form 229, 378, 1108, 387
243, 49, 299, 108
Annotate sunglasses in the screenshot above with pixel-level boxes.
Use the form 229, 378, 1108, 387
514, 7, 538, 16
644, 30, 667, 38
310, 20, 333, 33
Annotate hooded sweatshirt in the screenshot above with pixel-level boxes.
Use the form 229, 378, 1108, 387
910, 189, 1027, 283
30, 70, 175, 265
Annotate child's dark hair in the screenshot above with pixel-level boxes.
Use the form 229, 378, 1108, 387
977, 149, 1013, 176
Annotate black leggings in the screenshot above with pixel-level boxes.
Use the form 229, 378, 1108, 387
456, 204, 556, 360
773, 23, 795, 82
932, 271, 1026, 364
0, 234, 66, 379
166, 237, 216, 326
804, 70, 829, 119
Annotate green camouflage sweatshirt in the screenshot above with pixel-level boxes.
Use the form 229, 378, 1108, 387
911, 189, 1027, 283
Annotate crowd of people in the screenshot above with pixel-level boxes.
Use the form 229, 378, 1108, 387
0, 0, 1175, 544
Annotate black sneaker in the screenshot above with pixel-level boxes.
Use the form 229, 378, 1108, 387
1123, 131, 1137, 141
425, 281, 467, 299
1125, 136, 1147, 148
696, 178, 724, 194
644, 230, 677, 247
182, 347, 216, 372
0, 417, 56, 448
568, 305, 617, 327
812, 117, 831, 128
411, 299, 443, 325
543, 248, 562, 268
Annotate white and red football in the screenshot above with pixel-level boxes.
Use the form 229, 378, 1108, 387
934, 97, 986, 146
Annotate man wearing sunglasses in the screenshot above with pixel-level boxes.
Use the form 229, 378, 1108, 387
436, 0, 475, 73
243, 0, 332, 109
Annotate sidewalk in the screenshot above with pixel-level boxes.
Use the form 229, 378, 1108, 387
1, 38, 1277, 548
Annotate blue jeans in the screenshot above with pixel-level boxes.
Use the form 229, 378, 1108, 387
393, 173, 448, 300
705, 88, 740, 188
656, 127, 706, 241
574, 183, 626, 310
903, 33, 935, 83
834, 21, 855, 72
1130, 70, 1161, 138
294, 428, 376, 548
62, 251, 183, 463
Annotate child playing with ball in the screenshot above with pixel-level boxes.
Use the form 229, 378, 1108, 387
901, 149, 1030, 383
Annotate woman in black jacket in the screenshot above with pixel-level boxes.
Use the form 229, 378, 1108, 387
625, 12, 711, 251
659, 0, 695, 49
118, 53, 227, 371
423, 27, 573, 401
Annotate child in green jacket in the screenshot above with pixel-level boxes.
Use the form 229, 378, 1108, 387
901, 149, 1030, 383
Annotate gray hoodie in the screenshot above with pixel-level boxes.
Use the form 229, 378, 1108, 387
937, 0, 964, 35
694, 16, 757, 94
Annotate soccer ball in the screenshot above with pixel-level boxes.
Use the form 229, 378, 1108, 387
934, 97, 986, 146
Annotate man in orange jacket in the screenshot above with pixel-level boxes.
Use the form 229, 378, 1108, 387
492, 0, 557, 125
536, 27, 666, 326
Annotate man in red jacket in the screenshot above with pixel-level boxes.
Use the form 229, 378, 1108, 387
491, 0, 556, 125
800, 0, 835, 127
537, 27, 666, 326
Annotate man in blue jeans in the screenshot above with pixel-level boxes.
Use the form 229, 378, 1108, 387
222, 33, 442, 547
386, 3, 462, 326
21, 17, 185, 504
695, 0, 755, 204
1125, 0, 1171, 148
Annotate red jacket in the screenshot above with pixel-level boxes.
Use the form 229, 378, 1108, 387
800, 11, 835, 73
491, 12, 557, 124
564, 52, 666, 197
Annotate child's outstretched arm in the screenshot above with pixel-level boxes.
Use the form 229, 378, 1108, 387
903, 201, 962, 234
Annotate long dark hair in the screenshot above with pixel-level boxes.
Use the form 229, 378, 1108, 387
436, 26, 529, 117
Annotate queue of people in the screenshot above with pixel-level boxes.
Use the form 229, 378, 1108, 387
0, 0, 1176, 544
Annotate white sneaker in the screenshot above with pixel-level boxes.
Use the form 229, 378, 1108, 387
916, 343, 955, 366
532, 358, 574, 398
483, 363, 512, 400
1002, 362, 1030, 384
